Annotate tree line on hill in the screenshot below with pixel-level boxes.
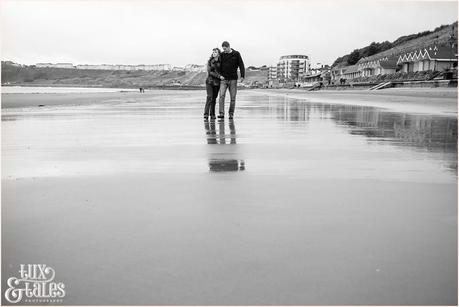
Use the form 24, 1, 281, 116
332, 22, 457, 67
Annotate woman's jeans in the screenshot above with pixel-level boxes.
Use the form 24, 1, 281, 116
204, 83, 219, 116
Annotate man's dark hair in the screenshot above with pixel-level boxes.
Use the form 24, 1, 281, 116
222, 41, 230, 47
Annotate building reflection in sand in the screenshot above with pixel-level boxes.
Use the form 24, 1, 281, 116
268, 96, 458, 174
204, 119, 245, 172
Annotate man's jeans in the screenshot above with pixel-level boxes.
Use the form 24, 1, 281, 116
218, 79, 237, 115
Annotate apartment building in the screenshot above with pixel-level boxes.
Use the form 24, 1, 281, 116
276, 55, 311, 81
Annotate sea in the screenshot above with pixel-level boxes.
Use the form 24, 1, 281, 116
1, 85, 137, 94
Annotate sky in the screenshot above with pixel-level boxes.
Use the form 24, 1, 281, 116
1, 0, 457, 67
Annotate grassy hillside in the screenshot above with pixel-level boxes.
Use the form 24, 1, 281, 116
1, 62, 267, 88
333, 21, 458, 67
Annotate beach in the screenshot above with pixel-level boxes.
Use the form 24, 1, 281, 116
2, 87, 457, 115
1, 88, 457, 305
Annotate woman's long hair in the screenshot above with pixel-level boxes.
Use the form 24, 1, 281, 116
208, 48, 221, 64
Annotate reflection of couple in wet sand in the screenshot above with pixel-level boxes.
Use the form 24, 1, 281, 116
204, 118, 245, 172
204, 41, 245, 120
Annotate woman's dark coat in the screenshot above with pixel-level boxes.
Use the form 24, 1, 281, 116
206, 57, 222, 86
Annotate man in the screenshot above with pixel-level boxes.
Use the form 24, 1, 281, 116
218, 41, 245, 119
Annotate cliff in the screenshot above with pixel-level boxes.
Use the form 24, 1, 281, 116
1, 62, 267, 88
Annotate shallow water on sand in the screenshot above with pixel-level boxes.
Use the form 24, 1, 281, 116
2, 90, 457, 305
1, 85, 137, 94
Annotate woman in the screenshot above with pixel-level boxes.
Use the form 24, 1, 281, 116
204, 48, 224, 119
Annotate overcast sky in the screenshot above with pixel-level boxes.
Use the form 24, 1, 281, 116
1, 0, 457, 67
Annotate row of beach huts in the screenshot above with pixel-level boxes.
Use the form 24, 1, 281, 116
266, 44, 457, 89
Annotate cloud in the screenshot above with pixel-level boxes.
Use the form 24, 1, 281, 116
1, 0, 457, 67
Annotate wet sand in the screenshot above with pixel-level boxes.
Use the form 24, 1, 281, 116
1, 90, 192, 109
261, 87, 458, 116
2, 87, 457, 115
2, 89, 457, 305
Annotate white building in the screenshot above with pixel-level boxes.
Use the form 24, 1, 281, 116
36, 63, 74, 69
54, 63, 74, 69
115, 65, 133, 70
75, 64, 107, 70
35, 63, 75, 68
276, 55, 311, 81
144, 64, 172, 71
40, 63, 173, 71
267, 66, 277, 80
36, 63, 53, 68
184, 64, 206, 72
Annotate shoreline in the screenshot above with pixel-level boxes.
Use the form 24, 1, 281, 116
1, 87, 457, 116
1, 83, 205, 90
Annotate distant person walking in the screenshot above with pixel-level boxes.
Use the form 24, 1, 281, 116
204, 48, 224, 119
218, 41, 245, 120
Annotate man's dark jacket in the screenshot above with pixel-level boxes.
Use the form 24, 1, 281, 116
220, 49, 245, 80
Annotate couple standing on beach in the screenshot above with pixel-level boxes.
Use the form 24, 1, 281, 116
204, 41, 245, 120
